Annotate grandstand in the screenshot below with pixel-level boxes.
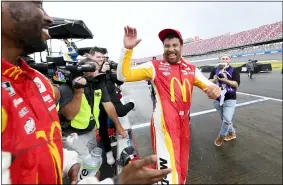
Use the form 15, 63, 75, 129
133, 21, 282, 64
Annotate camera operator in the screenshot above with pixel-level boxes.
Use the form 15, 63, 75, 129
87, 47, 135, 165
208, 53, 240, 147
1, 2, 171, 184
58, 57, 127, 162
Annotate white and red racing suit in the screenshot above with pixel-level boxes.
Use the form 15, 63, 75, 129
117, 48, 214, 184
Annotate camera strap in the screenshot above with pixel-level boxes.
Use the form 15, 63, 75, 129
98, 61, 105, 73
84, 84, 97, 127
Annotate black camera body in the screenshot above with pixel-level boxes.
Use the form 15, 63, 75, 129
217, 73, 225, 78
27, 56, 96, 85
109, 60, 118, 70
26, 56, 66, 79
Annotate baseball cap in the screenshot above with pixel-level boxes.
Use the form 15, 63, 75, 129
158, 28, 183, 43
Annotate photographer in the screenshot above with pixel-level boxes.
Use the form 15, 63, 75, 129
58, 57, 127, 162
208, 53, 240, 147
88, 47, 135, 165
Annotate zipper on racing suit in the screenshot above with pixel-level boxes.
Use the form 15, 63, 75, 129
178, 65, 189, 138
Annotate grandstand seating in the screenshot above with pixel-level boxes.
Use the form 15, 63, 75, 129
133, 21, 282, 63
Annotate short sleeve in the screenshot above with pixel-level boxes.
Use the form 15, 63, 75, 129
208, 68, 216, 79
59, 84, 74, 107
232, 68, 241, 86
101, 87, 110, 103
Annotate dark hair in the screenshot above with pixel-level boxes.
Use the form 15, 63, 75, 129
89, 46, 108, 55
162, 33, 183, 45
78, 57, 95, 65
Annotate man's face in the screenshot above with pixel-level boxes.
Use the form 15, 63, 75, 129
1, 1, 53, 54
163, 38, 182, 64
220, 56, 230, 64
90, 51, 106, 67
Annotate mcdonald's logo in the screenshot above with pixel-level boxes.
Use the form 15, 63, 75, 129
170, 77, 192, 102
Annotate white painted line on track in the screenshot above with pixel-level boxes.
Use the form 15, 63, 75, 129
122, 84, 282, 102
122, 84, 148, 88
236, 92, 282, 102
132, 98, 269, 130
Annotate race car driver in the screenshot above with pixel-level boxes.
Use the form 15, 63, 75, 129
117, 26, 221, 184
1, 2, 171, 184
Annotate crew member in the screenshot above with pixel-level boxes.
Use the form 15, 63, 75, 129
62, 39, 79, 62
1, 2, 172, 184
87, 47, 135, 165
117, 26, 221, 184
208, 53, 240, 146
58, 57, 127, 161
1, 1, 81, 183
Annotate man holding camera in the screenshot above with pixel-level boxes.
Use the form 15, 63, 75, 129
1, 1, 172, 184
208, 53, 240, 147
87, 47, 135, 165
58, 56, 127, 162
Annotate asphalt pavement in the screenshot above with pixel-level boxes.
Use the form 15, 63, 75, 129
119, 69, 282, 184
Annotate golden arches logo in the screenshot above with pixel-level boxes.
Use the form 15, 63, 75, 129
170, 77, 192, 102
36, 121, 62, 184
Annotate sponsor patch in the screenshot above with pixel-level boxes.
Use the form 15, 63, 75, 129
24, 118, 36, 135
19, 107, 29, 118
43, 94, 52, 103
181, 70, 188, 75
33, 77, 47, 93
160, 61, 170, 66
2, 81, 16, 96
48, 104, 56, 111
162, 71, 170, 76
13, 97, 23, 108
159, 67, 171, 71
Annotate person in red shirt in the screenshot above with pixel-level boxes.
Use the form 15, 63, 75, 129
1, 1, 82, 184
1, 1, 171, 184
117, 26, 221, 184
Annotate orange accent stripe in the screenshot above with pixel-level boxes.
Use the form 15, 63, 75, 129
151, 119, 157, 156
36, 172, 38, 184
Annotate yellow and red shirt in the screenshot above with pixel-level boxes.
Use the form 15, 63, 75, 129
1, 58, 63, 184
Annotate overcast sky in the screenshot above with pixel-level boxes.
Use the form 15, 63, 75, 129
38, 2, 282, 62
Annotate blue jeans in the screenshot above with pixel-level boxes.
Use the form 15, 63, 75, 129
213, 99, 236, 136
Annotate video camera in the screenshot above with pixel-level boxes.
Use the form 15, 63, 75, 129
27, 55, 96, 85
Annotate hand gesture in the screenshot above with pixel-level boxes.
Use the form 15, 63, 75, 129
118, 155, 171, 184
123, 26, 141, 50
204, 84, 221, 99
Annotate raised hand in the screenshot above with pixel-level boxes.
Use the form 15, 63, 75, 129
123, 26, 142, 50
